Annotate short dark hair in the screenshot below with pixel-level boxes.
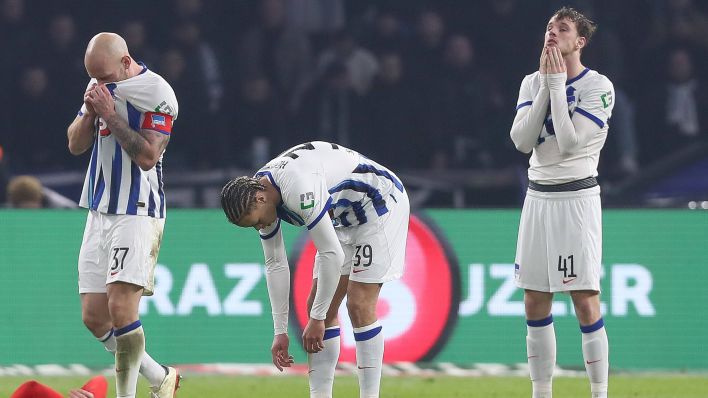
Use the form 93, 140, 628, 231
220, 176, 265, 225
552, 7, 597, 44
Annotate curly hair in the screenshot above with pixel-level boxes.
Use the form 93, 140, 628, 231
220, 176, 265, 225
552, 7, 597, 45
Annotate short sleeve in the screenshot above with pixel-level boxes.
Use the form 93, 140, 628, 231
575, 76, 615, 128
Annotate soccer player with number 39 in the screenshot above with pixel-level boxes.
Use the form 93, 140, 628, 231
220, 141, 410, 398
510, 7, 615, 398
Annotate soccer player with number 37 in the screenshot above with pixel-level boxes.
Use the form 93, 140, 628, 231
220, 141, 410, 398
509, 7, 615, 398
67, 33, 180, 398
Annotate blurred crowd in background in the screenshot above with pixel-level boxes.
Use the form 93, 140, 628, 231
1, 0, 707, 206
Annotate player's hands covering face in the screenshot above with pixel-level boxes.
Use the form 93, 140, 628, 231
546, 46, 567, 76
85, 84, 116, 120
83, 83, 98, 117
539, 46, 549, 75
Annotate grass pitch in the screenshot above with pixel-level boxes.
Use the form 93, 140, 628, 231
1, 375, 706, 397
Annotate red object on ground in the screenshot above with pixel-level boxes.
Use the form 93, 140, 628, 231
81, 375, 108, 398
10, 381, 63, 398
10, 375, 108, 398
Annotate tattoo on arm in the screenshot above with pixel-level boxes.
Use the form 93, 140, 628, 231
105, 113, 147, 159
104, 114, 170, 162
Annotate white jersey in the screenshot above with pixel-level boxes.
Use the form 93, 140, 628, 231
78, 64, 178, 218
516, 68, 614, 183
256, 141, 405, 237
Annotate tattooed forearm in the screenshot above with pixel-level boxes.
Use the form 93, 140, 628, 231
104, 113, 147, 159
157, 135, 170, 154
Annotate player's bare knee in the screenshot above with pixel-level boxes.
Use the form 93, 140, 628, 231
571, 291, 601, 324
346, 299, 375, 327
82, 312, 111, 336
524, 290, 553, 318
107, 299, 138, 328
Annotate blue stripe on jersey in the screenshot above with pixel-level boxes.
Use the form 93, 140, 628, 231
276, 205, 305, 226
260, 219, 281, 240
254, 171, 281, 196
107, 142, 123, 214
353, 164, 404, 192
516, 100, 533, 110
307, 197, 333, 230
126, 101, 149, 215
156, 159, 165, 218
329, 180, 388, 216
566, 67, 590, 85
351, 201, 367, 224
574, 108, 605, 128
106, 83, 117, 96
333, 198, 367, 225
88, 135, 99, 206
126, 162, 141, 215
148, 189, 156, 217
338, 211, 352, 227
92, 168, 106, 210
126, 101, 141, 131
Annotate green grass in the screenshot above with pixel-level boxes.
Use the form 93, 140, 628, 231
2, 375, 707, 397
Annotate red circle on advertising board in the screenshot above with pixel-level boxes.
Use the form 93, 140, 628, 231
291, 214, 459, 362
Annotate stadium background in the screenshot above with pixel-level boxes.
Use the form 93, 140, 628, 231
1, 0, 707, 396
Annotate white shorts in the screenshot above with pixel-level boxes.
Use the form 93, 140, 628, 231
313, 191, 410, 284
78, 210, 164, 296
514, 186, 602, 293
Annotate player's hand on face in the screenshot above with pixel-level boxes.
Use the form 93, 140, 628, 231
302, 318, 325, 353
85, 84, 116, 119
271, 333, 294, 371
539, 46, 549, 75
548, 46, 566, 75
68, 389, 94, 398
83, 83, 98, 116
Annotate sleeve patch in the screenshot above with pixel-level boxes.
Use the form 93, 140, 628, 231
141, 112, 174, 135
600, 91, 613, 108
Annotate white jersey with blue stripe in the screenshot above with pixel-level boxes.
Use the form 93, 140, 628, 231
256, 141, 404, 237
516, 68, 614, 183
78, 65, 178, 218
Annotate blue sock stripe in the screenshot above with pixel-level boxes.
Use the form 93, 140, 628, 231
114, 320, 142, 337
580, 318, 604, 334
100, 329, 114, 342
324, 328, 341, 340
354, 326, 382, 342
526, 315, 554, 327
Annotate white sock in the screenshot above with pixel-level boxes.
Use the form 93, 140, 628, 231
527, 315, 556, 398
581, 319, 609, 398
353, 321, 383, 398
308, 326, 341, 398
114, 321, 145, 398
99, 328, 167, 387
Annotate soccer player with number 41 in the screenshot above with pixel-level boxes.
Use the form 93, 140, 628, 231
510, 7, 615, 398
